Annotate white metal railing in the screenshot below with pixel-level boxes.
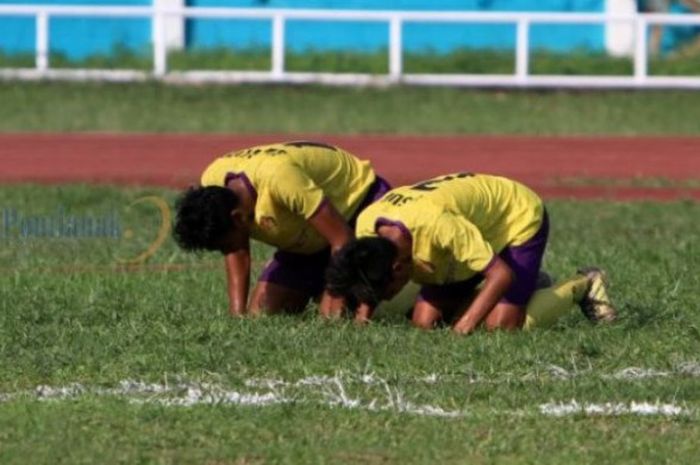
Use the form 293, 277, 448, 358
1, 5, 700, 88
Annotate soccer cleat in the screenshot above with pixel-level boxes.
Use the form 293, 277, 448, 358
577, 267, 617, 323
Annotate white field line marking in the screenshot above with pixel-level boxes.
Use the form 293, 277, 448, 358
677, 361, 700, 377
133, 389, 287, 407
607, 368, 671, 380
244, 373, 464, 417
540, 401, 689, 417
243, 361, 700, 389
1, 378, 692, 418
1, 366, 698, 418
0, 376, 463, 418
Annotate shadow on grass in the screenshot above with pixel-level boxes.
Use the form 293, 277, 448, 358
619, 302, 673, 329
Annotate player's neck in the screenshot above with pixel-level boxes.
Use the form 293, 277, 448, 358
227, 178, 256, 217
377, 225, 412, 260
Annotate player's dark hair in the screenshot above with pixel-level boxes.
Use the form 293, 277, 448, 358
325, 237, 398, 308
173, 186, 240, 252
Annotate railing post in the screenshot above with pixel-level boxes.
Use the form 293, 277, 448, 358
36, 11, 49, 72
153, 8, 167, 77
389, 16, 402, 82
272, 14, 285, 79
155, 0, 185, 50
634, 16, 648, 84
515, 18, 530, 83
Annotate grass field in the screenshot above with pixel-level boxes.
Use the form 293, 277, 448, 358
1, 184, 699, 464
1, 77, 699, 463
2, 81, 700, 134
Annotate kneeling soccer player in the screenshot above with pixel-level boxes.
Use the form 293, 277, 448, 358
173, 141, 390, 317
325, 172, 616, 333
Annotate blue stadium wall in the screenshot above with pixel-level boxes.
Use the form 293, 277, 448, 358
2, 0, 607, 59
0, 1, 151, 58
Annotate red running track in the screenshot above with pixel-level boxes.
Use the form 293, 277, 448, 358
1, 133, 699, 200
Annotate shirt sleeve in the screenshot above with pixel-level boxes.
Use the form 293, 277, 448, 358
430, 212, 495, 276
200, 164, 218, 187
269, 163, 326, 219
200, 159, 228, 187
355, 209, 377, 238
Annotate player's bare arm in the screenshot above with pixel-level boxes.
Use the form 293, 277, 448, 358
354, 302, 375, 324
453, 257, 514, 334
220, 177, 257, 315
218, 213, 253, 316
308, 200, 354, 252
307, 200, 354, 317
224, 246, 251, 316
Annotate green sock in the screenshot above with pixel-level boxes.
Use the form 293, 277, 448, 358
523, 275, 589, 330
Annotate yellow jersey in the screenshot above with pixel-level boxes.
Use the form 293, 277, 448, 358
356, 173, 544, 285
201, 141, 376, 254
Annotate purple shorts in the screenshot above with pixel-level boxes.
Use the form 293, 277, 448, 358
419, 210, 550, 307
258, 176, 392, 297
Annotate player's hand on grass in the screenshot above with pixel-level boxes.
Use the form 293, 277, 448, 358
354, 303, 374, 325
452, 320, 477, 335
228, 306, 246, 317
319, 291, 345, 319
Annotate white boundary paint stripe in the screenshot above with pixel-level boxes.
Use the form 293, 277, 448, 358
5, 362, 700, 396
0, 377, 464, 418
1, 367, 698, 418
241, 362, 700, 388
540, 401, 688, 417
1, 379, 692, 418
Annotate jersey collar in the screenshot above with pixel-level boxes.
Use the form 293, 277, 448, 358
224, 171, 258, 202
375, 217, 412, 241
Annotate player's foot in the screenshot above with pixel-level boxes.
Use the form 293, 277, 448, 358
577, 267, 617, 323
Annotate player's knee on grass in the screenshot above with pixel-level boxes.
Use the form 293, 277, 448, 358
411, 302, 442, 329
483, 303, 525, 331
249, 282, 311, 315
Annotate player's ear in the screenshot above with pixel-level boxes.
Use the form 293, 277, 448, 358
391, 256, 411, 283
392, 254, 409, 272
229, 207, 247, 226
